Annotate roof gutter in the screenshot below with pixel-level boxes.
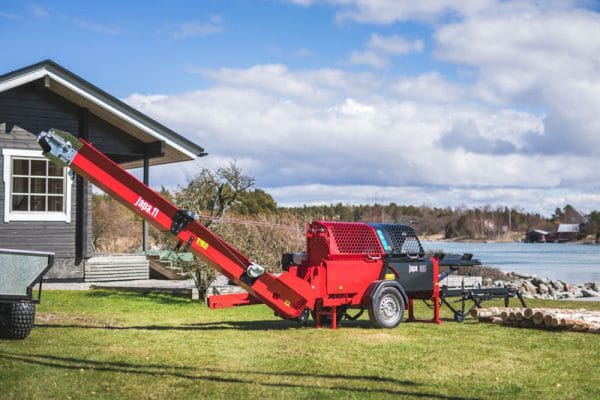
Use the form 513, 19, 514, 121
0, 66, 206, 160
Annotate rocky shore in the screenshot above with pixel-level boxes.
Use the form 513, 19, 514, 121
484, 272, 600, 300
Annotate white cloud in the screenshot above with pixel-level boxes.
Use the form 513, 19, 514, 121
369, 33, 423, 54
349, 33, 423, 68
433, 2, 600, 156
332, 98, 375, 115
287, 0, 317, 7
75, 19, 121, 35
348, 50, 388, 68
120, 1, 600, 215
170, 15, 224, 39
199, 64, 377, 103
29, 4, 49, 18
266, 184, 600, 215
123, 62, 599, 215
285, 0, 498, 24
322, 1, 600, 156
393, 72, 466, 103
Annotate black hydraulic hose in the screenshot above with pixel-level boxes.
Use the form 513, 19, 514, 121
344, 308, 365, 321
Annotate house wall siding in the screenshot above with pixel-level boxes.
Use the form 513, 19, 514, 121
0, 82, 148, 280
88, 113, 148, 156
0, 83, 85, 278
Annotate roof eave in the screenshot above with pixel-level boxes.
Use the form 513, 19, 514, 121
0, 60, 207, 160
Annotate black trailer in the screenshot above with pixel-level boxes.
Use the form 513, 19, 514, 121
0, 248, 54, 339
435, 252, 527, 322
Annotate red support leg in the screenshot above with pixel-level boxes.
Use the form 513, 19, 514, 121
315, 306, 322, 328
331, 306, 337, 330
433, 296, 442, 324
408, 298, 415, 321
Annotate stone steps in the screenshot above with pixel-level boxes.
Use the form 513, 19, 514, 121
84, 254, 149, 282
146, 255, 187, 280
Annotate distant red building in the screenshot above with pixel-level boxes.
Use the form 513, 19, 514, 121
545, 224, 582, 243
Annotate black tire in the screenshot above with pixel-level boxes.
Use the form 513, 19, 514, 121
0, 302, 36, 340
368, 286, 404, 329
296, 308, 310, 326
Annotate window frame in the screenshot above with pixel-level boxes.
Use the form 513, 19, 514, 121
2, 148, 73, 223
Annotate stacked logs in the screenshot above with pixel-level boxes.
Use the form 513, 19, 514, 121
471, 307, 600, 334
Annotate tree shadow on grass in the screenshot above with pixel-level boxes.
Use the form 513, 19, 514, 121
0, 351, 475, 400
36, 318, 374, 331
85, 290, 193, 306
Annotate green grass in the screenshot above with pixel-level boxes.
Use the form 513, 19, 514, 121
1, 291, 599, 400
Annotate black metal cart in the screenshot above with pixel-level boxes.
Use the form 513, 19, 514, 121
0, 248, 54, 339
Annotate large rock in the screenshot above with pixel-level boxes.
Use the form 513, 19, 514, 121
538, 282, 550, 295
581, 289, 600, 298
572, 288, 584, 298
550, 280, 564, 292
532, 276, 550, 287
583, 282, 599, 292
516, 272, 537, 279
521, 281, 537, 295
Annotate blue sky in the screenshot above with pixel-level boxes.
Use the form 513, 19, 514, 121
1, 1, 444, 94
2, 1, 600, 215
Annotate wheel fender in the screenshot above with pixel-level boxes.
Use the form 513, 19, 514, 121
363, 280, 408, 309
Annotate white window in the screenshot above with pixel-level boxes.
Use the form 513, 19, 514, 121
2, 148, 72, 223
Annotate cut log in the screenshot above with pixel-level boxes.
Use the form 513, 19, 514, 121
473, 307, 600, 334
515, 310, 524, 321
474, 309, 492, 319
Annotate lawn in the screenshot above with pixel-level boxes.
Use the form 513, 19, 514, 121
1, 290, 598, 400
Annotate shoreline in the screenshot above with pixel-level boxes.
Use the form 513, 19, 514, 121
477, 270, 599, 301
421, 235, 599, 245
422, 240, 600, 285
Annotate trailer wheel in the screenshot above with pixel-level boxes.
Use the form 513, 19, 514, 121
0, 302, 36, 339
368, 287, 404, 329
296, 308, 310, 326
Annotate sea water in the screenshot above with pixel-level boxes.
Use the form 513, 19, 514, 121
422, 241, 600, 284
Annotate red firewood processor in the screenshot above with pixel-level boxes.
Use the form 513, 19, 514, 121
0, 128, 527, 340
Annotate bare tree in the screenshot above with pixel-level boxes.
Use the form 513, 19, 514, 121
171, 161, 255, 299
175, 161, 254, 226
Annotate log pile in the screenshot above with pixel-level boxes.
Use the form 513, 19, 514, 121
471, 307, 600, 334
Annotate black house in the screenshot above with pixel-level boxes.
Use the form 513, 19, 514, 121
0, 60, 205, 279
524, 229, 549, 243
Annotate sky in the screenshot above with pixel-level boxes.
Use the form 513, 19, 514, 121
1, 0, 600, 216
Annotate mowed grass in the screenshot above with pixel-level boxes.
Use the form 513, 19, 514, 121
0, 291, 599, 400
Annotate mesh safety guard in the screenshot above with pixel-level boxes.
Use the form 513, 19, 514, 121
369, 223, 425, 258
